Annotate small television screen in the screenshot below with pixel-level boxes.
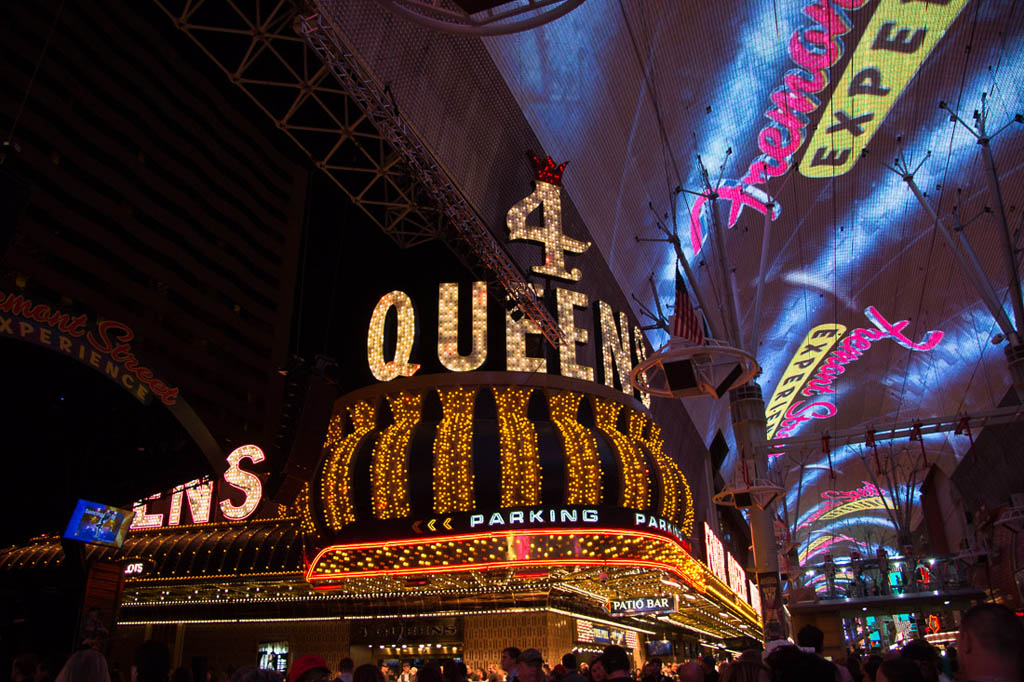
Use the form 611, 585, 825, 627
593, 625, 611, 644
646, 641, 673, 657
64, 500, 134, 548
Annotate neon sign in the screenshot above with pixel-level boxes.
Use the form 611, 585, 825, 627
0, 289, 180, 405
798, 482, 887, 529
689, 0, 872, 254
770, 307, 943, 441
765, 323, 846, 440
130, 444, 265, 529
799, 0, 970, 177
704, 521, 728, 585
727, 552, 748, 602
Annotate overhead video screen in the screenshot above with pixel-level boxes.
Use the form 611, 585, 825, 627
64, 499, 134, 548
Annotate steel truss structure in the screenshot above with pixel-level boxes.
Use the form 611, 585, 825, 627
150, 0, 562, 347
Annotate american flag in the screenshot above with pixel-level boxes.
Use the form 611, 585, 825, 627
672, 268, 704, 344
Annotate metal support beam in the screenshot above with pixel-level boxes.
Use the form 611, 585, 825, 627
301, 11, 563, 348
709, 198, 742, 348
900, 174, 1017, 342
979, 135, 1024, 338
765, 403, 1024, 454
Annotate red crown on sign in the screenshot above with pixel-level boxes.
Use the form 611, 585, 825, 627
530, 153, 568, 186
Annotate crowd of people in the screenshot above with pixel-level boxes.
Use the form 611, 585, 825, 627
9, 603, 1023, 682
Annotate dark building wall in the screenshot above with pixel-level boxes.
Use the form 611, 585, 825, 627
1, 0, 307, 448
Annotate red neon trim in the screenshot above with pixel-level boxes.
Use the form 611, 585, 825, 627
306, 557, 705, 593
306, 526, 690, 574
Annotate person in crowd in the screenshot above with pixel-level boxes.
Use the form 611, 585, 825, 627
230, 667, 281, 682
676, 662, 703, 682
861, 655, 883, 682
899, 640, 944, 682
288, 658, 331, 682
398, 665, 414, 682
171, 668, 193, 682
560, 656, 584, 682
14, 655, 40, 682
413, 667, 439, 682
875, 660, 922, 682
956, 602, 1024, 682
547, 666, 566, 682
699, 656, 718, 682
843, 654, 863, 682
336, 661, 354, 682
443, 663, 467, 682
764, 647, 835, 682
516, 650, 545, 682
640, 659, 669, 682
352, 667, 384, 682
586, 658, 605, 682
720, 660, 767, 682
797, 625, 852, 682
596, 648, 628, 682
54, 649, 110, 682
486, 666, 502, 682
501, 649, 522, 682
37, 658, 59, 682
133, 642, 171, 682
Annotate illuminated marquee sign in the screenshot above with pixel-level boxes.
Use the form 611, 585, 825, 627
0, 289, 180, 405
307, 527, 708, 593
727, 553, 748, 603
606, 595, 676, 616
130, 444, 265, 529
769, 307, 942, 442
704, 522, 727, 585
748, 579, 761, 619
340, 505, 691, 551
365, 157, 650, 406
799, 0, 970, 177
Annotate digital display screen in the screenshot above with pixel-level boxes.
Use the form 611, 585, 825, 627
593, 625, 610, 644
646, 640, 672, 657
64, 499, 134, 548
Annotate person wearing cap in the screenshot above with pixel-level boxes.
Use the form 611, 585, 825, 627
289, 656, 332, 682
516, 649, 545, 682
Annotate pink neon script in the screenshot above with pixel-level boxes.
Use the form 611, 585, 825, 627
802, 308, 943, 397
688, 0, 869, 255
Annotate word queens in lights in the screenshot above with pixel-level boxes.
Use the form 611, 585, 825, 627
366, 155, 651, 406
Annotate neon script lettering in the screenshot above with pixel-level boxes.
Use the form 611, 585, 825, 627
689, 0, 870, 254
802, 306, 943, 397
798, 481, 883, 528
771, 307, 942, 441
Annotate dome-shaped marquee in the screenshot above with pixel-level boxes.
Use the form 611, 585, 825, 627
302, 372, 694, 540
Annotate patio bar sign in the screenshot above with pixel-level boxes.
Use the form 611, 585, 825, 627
606, 595, 677, 616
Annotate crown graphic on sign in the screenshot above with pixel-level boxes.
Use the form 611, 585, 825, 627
529, 153, 568, 185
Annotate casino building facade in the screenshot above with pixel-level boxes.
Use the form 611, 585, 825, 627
2, 369, 761, 672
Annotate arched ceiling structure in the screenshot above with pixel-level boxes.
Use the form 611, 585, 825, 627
248, 0, 1024, 570
470, 0, 1024, 565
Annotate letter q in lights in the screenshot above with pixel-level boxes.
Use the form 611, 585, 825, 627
368, 291, 421, 382
219, 444, 265, 520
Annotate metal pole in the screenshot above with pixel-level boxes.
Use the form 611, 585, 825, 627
979, 133, 1024, 337
710, 197, 743, 348
750, 204, 774, 355
903, 175, 1017, 342
729, 382, 788, 640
